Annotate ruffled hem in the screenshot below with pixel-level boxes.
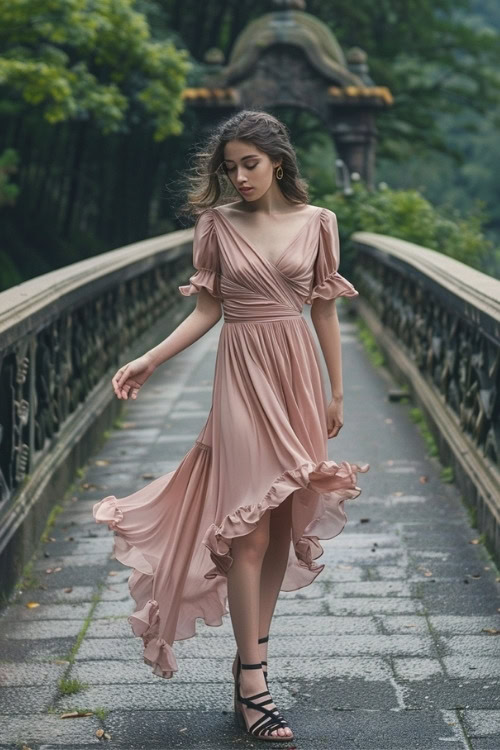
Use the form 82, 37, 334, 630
93, 454, 370, 678
178, 268, 222, 299
203, 458, 370, 588
128, 598, 179, 679
305, 270, 359, 304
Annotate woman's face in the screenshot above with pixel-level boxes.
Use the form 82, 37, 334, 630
222, 139, 280, 202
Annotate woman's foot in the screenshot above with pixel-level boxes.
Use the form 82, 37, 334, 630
236, 663, 293, 740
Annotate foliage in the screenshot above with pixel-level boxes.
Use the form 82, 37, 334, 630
317, 179, 494, 274
0, 0, 191, 139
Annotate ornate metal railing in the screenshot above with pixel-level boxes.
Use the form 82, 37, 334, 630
351, 231, 500, 553
0, 228, 195, 586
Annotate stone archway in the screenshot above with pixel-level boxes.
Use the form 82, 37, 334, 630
183, 0, 392, 188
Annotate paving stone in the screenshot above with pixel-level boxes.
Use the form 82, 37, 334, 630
14, 586, 96, 605
392, 657, 444, 680
428, 616, 500, 634
379, 615, 430, 635
443, 656, 500, 679
319, 580, 413, 596
324, 596, 425, 615
0, 619, 83, 640
440, 635, 500, 658
93, 600, 135, 619
0, 662, 67, 687
417, 581, 500, 615
0, 714, 101, 746
462, 709, 500, 740
24, 565, 107, 589
0, 637, 76, 663
398, 679, 500, 710
1, 603, 91, 621
367, 565, 408, 579
0, 685, 58, 713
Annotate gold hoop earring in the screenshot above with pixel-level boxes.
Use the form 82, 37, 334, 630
275, 165, 283, 180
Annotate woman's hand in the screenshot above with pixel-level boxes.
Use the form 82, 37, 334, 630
111, 354, 156, 400
326, 396, 343, 438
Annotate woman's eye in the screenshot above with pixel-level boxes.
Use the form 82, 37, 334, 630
226, 163, 257, 171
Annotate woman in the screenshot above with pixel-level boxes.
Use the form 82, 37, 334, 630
93, 110, 370, 742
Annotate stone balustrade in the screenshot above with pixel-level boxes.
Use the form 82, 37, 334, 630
351, 231, 500, 559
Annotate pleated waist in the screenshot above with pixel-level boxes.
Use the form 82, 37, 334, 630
223, 312, 304, 324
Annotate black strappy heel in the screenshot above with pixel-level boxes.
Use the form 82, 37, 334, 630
234, 634, 269, 691
258, 634, 269, 686
235, 662, 294, 742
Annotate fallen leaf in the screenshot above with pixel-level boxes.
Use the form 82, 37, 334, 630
108, 571, 118, 576
48, 537, 57, 542
120, 421, 136, 429
81, 483, 97, 490
60, 710, 93, 718
45, 568, 53, 574
419, 475, 429, 483
470, 573, 481, 579
53, 567, 62, 573
496, 577, 500, 582
21, 745, 33, 750
469, 538, 481, 545
482, 628, 500, 635
179, 728, 187, 733
26, 602, 40, 609
392, 491, 404, 496
96, 729, 105, 738
95, 460, 110, 466
142, 473, 156, 479
360, 518, 370, 523
103, 732, 112, 739
64, 587, 73, 593
384, 418, 393, 423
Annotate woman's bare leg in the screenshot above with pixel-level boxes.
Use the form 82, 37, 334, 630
231, 495, 294, 678
258, 494, 294, 668
227, 510, 293, 738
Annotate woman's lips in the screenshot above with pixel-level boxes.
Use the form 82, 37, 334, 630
239, 187, 254, 193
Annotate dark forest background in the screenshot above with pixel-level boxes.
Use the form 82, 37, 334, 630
1, 0, 499, 289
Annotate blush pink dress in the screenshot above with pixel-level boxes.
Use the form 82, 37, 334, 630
93, 205, 370, 679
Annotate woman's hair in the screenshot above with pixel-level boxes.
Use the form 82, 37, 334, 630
180, 109, 309, 220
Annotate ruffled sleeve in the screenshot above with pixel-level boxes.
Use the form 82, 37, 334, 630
178, 209, 222, 299
305, 208, 359, 304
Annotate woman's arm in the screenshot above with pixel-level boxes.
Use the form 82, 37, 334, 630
310, 297, 344, 437
310, 297, 343, 399
145, 289, 222, 370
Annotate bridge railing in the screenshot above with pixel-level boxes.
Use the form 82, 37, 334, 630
0, 228, 195, 596
352, 231, 500, 559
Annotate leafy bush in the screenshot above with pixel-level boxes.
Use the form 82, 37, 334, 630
318, 179, 495, 275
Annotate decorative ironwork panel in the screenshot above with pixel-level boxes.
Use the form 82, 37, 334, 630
0, 248, 192, 527
353, 249, 499, 467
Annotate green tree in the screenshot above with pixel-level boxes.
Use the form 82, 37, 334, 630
0, 0, 190, 139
